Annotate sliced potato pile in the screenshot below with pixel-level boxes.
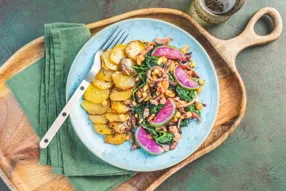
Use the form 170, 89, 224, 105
81, 42, 144, 145
93, 124, 113, 135
90, 114, 108, 124
125, 40, 146, 60
110, 44, 127, 64
92, 79, 113, 89
111, 102, 130, 113
112, 71, 135, 90
104, 133, 127, 145
101, 49, 119, 71
106, 113, 129, 122
96, 68, 114, 81
110, 89, 133, 101
84, 83, 110, 104
81, 100, 110, 114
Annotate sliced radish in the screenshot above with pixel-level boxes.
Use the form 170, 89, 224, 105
174, 66, 199, 90
152, 46, 185, 60
135, 126, 164, 155
150, 99, 177, 127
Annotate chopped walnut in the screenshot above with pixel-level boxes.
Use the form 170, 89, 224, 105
143, 108, 150, 118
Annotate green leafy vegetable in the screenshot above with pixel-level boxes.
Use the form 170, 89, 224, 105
168, 84, 176, 92
132, 56, 159, 101
132, 82, 145, 101
133, 102, 165, 118
176, 86, 196, 101
132, 56, 158, 73
180, 118, 191, 128
154, 131, 173, 145
144, 56, 159, 68
185, 104, 201, 117
168, 72, 175, 81
150, 104, 165, 114
142, 122, 174, 145
133, 104, 145, 118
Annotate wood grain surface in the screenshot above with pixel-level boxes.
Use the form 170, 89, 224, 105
0, 8, 282, 191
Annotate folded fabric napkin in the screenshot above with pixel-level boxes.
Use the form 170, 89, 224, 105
7, 23, 134, 191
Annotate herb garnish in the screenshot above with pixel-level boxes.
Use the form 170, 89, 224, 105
176, 86, 196, 101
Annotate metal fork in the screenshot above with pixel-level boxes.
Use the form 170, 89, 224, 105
40, 27, 129, 149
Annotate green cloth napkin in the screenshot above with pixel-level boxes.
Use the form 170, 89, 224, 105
7, 23, 134, 191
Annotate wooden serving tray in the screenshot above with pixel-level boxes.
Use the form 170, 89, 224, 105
0, 7, 282, 191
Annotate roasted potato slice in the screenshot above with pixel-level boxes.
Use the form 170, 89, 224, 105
110, 88, 133, 101
106, 113, 129, 122
101, 60, 110, 71
111, 102, 130, 113
104, 133, 127, 145
93, 124, 113, 135
84, 84, 110, 104
125, 40, 146, 60
112, 71, 135, 90
101, 49, 119, 71
96, 68, 114, 81
89, 114, 108, 124
119, 58, 137, 76
110, 44, 127, 64
109, 122, 130, 133
81, 100, 110, 114
92, 79, 113, 89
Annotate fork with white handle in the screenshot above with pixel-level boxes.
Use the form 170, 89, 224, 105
40, 26, 129, 149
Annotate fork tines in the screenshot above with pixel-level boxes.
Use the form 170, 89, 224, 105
100, 26, 129, 51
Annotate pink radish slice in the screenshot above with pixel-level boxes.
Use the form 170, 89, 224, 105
174, 66, 199, 90
135, 126, 164, 155
150, 99, 177, 127
152, 46, 185, 60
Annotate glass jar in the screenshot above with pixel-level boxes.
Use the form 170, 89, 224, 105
188, 0, 245, 25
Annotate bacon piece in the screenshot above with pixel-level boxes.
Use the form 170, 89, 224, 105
137, 44, 154, 58
191, 112, 201, 122
170, 141, 178, 150
179, 63, 200, 78
154, 37, 173, 45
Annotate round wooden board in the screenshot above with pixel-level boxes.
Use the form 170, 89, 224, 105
0, 7, 282, 191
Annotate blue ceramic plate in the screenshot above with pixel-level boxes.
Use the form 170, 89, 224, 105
66, 18, 219, 171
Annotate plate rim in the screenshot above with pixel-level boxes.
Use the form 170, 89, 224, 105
66, 17, 220, 172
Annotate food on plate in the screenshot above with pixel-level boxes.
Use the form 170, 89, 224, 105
174, 65, 199, 90
119, 58, 137, 76
93, 124, 114, 135
101, 49, 119, 71
152, 46, 185, 61
131, 37, 205, 154
104, 133, 127, 145
92, 79, 113, 89
89, 114, 108, 124
83, 83, 109, 104
125, 40, 146, 60
150, 99, 177, 127
81, 100, 110, 114
135, 126, 164, 155
81, 37, 205, 152
112, 71, 135, 90
111, 102, 131, 113
96, 68, 114, 81
109, 122, 130, 133
110, 44, 127, 64
106, 113, 129, 122
110, 89, 133, 101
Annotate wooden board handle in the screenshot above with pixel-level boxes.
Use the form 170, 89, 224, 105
227, 7, 282, 52
206, 7, 283, 70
